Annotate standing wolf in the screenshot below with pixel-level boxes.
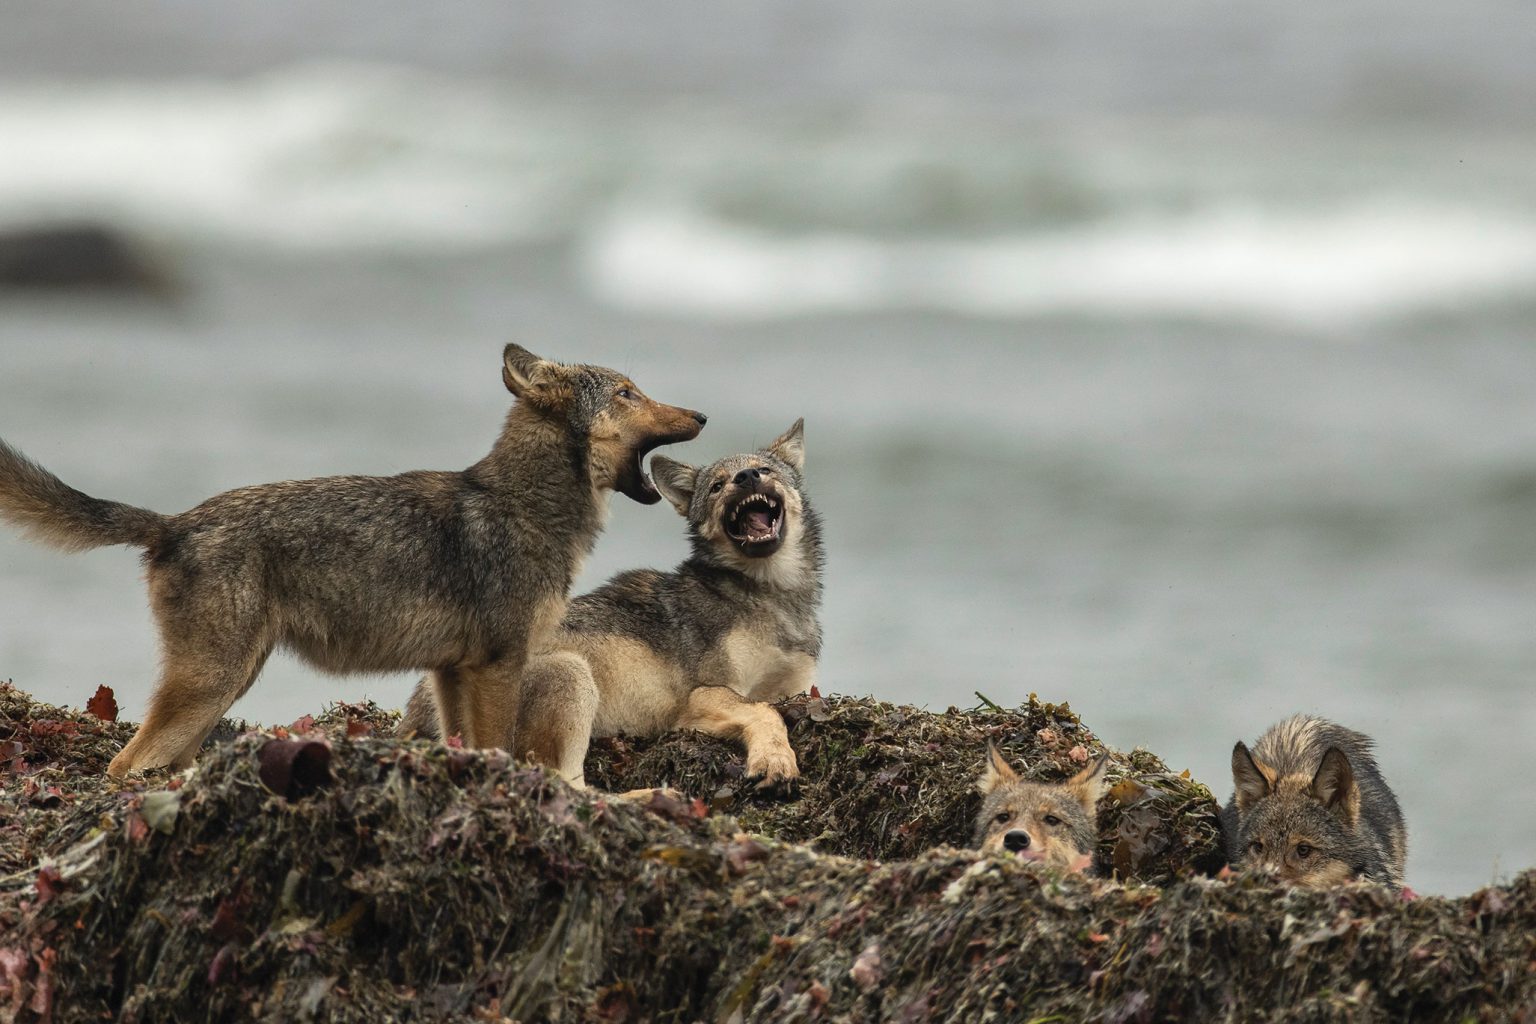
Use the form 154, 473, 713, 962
0, 344, 705, 776
400, 420, 821, 789
1223, 714, 1407, 889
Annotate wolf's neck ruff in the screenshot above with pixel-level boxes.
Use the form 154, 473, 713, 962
470, 404, 609, 552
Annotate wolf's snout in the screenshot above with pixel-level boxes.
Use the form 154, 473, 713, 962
733, 467, 766, 486
1003, 830, 1032, 852
659, 405, 706, 439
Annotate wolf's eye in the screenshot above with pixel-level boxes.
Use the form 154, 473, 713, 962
993, 811, 1011, 825
1294, 843, 1313, 860
710, 479, 724, 494
616, 387, 635, 400
1249, 840, 1264, 855
1042, 815, 1062, 827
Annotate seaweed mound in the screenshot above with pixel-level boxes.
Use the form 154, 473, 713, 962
2, 682, 1532, 1022
584, 691, 1225, 883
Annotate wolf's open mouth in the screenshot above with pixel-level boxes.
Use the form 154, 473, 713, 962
622, 432, 695, 505
617, 445, 663, 504
726, 492, 784, 546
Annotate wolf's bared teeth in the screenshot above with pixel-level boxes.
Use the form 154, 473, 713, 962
723, 488, 787, 547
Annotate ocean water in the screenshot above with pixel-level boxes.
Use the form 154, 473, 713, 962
1, 1, 1534, 896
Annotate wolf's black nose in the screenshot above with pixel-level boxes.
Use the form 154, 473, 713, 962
1003, 830, 1031, 852
692, 411, 708, 425
733, 467, 763, 486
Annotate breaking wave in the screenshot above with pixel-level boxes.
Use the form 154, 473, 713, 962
0, 64, 575, 250
3, 62, 1535, 325
579, 204, 1536, 326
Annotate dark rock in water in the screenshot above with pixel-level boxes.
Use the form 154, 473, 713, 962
0, 223, 167, 292
1, 682, 1532, 1023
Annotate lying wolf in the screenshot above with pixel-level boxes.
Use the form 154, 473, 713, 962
973, 743, 1109, 873
1223, 714, 1407, 889
401, 420, 822, 789
0, 344, 704, 776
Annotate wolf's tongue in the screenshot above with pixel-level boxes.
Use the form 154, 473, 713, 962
744, 510, 773, 536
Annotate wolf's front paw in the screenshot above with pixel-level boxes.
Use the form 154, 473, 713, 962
745, 747, 800, 794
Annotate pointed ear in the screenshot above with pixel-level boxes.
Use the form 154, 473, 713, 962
763, 418, 805, 471
1065, 752, 1111, 814
978, 742, 1020, 795
501, 343, 545, 397
649, 456, 699, 515
1311, 747, 1360, 826
502, 344, 573, 409
1231, 742, 1275, 812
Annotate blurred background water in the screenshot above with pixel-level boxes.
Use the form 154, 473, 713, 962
1, 1, 1533, 895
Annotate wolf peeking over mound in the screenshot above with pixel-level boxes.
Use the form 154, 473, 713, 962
0, 345, 705, 776
973, 743, 1109, 873
1223, 714, 1407, 889
401, 420, 821, 789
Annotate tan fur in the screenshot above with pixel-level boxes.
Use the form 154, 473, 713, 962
676, 685, 797, 784
974, 746, 1107, 872
516, 623, 816, 789
718, 625, 817, 703
437, 596, 571, 751
583, 635, 686, 737
1297, 856, 1359, 887
515, 651, 601, 781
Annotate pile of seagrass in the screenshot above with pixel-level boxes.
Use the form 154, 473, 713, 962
1, 680, 1531, 1022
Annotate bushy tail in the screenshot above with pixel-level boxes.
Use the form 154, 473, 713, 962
0, 439, 167, 551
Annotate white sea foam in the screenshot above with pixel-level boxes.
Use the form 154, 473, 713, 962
3, 63, 1535, 326
580, 204, 1536, 326
0, 64, 573, 249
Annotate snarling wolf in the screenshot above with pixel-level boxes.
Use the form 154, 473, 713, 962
0, 345, 705, 776
973, 743, 1109, 873
400, 420, 822, 789
1223, 714, 1407, 889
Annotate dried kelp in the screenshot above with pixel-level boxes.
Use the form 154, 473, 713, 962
2, 683, 1530, 1023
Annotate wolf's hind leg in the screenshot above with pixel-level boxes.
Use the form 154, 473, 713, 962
107, 561, 275, 777
679, 686, 798, 789
107, 633, 271, 777
516, 652, 598, 787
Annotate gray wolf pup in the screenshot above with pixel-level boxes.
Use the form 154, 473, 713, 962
1223, 714, 1407, 889
0, 345, 705, 777
973, 744, 1109, 873
400, 419, 821, 789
